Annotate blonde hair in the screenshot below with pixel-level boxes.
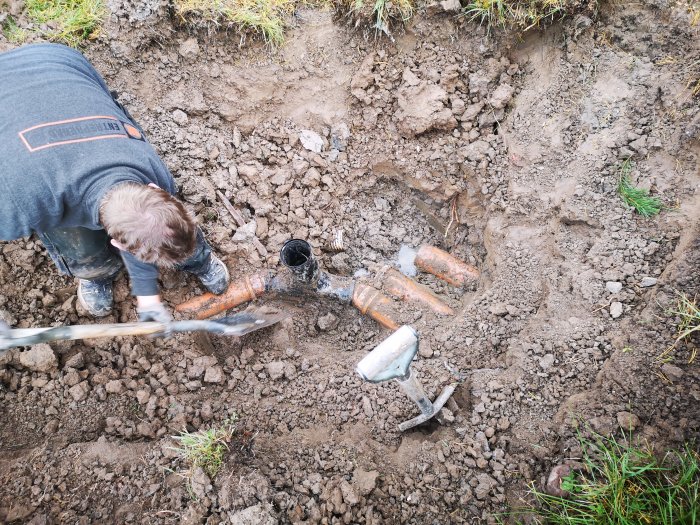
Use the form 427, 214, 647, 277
100, 183, 196, 267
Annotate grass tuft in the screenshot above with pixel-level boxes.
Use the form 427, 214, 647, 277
617, 159, 663, 217
461, 0, 583, 32
526, 433, 700, 525
24, 0, 107, 47
170, 416, 237, 481
336, 0, 413, 37
2, 16, 30, 43
173, 0, 311, 45
660, 292, 700, 364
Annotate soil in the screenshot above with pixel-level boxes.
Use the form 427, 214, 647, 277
1, 1, 699, 523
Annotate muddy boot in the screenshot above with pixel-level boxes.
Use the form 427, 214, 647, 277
191, 254, 230, 295
77, 277, 114, 317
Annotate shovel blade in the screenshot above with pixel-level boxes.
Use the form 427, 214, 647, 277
215, 305, 290, 336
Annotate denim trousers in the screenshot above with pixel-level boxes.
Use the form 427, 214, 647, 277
36, 227, 211, 280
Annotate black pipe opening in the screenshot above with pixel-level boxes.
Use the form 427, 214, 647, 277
280, 239, 318, 283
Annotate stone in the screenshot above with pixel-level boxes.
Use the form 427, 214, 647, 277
65, 352, 85, 369
395, 69, 457, 137
660, 363, 684, 381
474, 473, 497, 500
204, 366, 225, 384
19, 344, 57, 373
352, 468, 379, 496
546, 464, 572, 497
640, 277, 658, 287
299, 130, 324, 153
105, 380, 123, 394
606, 281, 622, 293
610, 301, 623, 319
339, 479, 359, 506
178, 38, 200, 58
137, 422, 155, 438
228, 503, 276, 525
489, 303, 509, 316
317, 313, 339, 331
68, 381, 89, 402
489, 83, 515, 109
539, 354, 555, 370
266, 361, 285, 380
172, 109, 189, 126
616, 411, 641, 430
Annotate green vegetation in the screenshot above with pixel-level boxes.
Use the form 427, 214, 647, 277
21, 0, 107, 47
345, 0, 413, 33
174, 0, 310, 45
462, 0, 572, 32
617, 160, 663, 218
661, 292, 700, 364
2, 16, 29, 43
171, 416, 237, 481
524, 433, 700, 525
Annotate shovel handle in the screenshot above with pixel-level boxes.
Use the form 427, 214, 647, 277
0, 322, 168, 350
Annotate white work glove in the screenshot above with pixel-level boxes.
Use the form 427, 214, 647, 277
136, 302, 173, 338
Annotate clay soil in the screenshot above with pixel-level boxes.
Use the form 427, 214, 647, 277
1, 1, 699, 523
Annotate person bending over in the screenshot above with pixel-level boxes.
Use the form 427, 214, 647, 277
0, 43, 229, 322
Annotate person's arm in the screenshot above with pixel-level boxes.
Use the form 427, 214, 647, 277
119, 251, 172, 323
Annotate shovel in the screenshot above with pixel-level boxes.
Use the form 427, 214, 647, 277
0, 305, 288, 353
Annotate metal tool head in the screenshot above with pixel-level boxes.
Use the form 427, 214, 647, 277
356, 325, 418, 383
213, 305, 289, 336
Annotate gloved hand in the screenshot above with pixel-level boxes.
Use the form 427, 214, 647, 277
137, 302, 173, 338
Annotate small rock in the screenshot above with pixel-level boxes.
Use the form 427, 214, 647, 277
352, 468, 379, 496
489, 303, 509, 316
660, 363, 684, 381
68, 381, 89, 402
137, 422, 155, 438
172, 109, 189, 126
339, 479, 359, 506
178, 38, 200, 57
606, 281, 622, 293
317, 312, 339, 331
19, 344, 57, 373
640, 277, 658, 287
489, 83, 515, 109
299, 130, 324, 153
105, 380, 123, 394
65, 352, 85, 369
616, 411, 641, 430
418, 342, 434, 358
204, 366, 225, 384
266, 361, 286, 380
610, 301, 623, 319
440, 408, 455, 423
136, 390, 150, 404
228, 503, 276, 525
546, 464, 572, 497
539, 354, 555, 370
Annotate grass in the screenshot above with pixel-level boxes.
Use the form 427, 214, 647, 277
20, 0, 107, 47
344, 0, 413, 34
2, 16, 29, 43
519, 432, 700, 525
659, 292, 699, 364
174, 0, 320, 45
462, 0, 573, 32
617, 160, 663, 218
170, 416, 237, 484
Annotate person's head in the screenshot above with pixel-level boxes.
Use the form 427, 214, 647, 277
100, 183, 196, 267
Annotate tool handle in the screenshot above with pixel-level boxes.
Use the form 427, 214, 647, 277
0, 322, 168, 350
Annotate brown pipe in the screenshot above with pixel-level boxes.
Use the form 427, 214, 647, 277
415, 245, 479, 287
352, 283, 400, 331
381, 267, 454, 315
176, 271, 269, 319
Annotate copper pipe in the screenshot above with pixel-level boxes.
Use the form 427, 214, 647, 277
176, 271, 269, 319
381, 267, 454, 315
415, 245, 479, 287
352, 283, 400, 331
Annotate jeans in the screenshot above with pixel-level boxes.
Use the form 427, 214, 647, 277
37, 226, 212, 281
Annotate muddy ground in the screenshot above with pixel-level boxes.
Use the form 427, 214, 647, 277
1, 0, 699, 523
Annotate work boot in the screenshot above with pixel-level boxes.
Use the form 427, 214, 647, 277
191, 254, 230, 295
77, 277, 114, 317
